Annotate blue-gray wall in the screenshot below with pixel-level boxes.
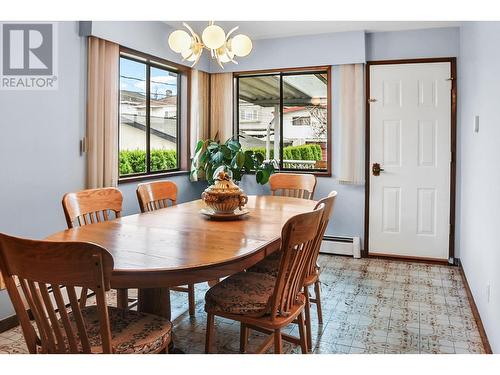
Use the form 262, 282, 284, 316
366, 27, 459, 61
0, 21, 86, 319
209, 31, 366, 73
458, 21, 500, 353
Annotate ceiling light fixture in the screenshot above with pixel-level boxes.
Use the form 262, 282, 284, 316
168, 22, 253, 68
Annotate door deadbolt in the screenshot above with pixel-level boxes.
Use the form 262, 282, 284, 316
372, 163, 384, 176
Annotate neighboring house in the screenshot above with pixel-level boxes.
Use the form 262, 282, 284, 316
238, 101, 327, 152
119, 90, 177, 151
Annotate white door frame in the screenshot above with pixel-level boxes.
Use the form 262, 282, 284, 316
364, 58, 457, 263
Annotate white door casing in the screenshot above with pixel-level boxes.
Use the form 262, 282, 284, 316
368, 62, 452, 260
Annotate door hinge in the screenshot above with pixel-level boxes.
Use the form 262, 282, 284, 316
446, 77, 455, 91
368, 98, 377, 103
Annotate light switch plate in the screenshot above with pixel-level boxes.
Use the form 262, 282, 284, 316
474, 115, 480, 133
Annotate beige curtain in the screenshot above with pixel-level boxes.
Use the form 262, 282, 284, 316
190, 69, 210, 157
210, 73, 234, 143
338, 64, 365, 185
86, 36, 119, 188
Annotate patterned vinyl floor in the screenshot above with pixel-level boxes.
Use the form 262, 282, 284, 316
0, 255, 485, 354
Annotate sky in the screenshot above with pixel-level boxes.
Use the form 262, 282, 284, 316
119, 57, 178, 99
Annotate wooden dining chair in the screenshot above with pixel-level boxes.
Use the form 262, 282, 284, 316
62, 187, 128, 309
136, 181, 196, 317
136, 180, 177, 212
204, 204, 324, 354
249, 191, 337, 350
0, 232, 172, 354
269, 173, 317, 200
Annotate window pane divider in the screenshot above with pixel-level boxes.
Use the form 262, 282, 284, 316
279, 72, 284, 170
145, 64, 151, 174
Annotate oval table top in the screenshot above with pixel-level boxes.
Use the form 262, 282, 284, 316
47, 195, 317, 288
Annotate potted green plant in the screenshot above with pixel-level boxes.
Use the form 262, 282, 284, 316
190, 138, 276, 185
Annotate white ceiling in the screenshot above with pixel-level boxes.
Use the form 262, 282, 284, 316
163, 21, 460, 40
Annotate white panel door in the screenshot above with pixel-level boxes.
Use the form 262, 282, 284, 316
369, 62, 451, 260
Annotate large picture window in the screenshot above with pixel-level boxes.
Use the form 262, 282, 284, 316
236, 68, 330, 174
118, 52, 181, 178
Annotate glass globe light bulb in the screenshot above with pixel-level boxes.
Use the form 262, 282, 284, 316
168, 30, 192, 53
202, 24, 226, 50
230, 34, 252, 57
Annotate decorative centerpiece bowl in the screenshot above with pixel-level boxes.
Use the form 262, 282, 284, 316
201, 171, 248, 214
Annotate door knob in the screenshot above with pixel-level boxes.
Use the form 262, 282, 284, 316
372, 163, 384, 176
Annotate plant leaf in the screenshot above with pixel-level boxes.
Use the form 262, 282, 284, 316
231, 168, 241, 182
244, 152, 255, 171
232, 151, 246, 169
258, 169, 271, 185
194, 140, 204, 153
219, 145, 231, 159
208, 142, 219, 151
254, 152, 264, 165
255, 170, 262, 184
213, 151, 225, 164
226, 139, 241, 152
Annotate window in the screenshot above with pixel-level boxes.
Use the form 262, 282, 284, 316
236, 68, 330, 174
292, 116, 311, 126
119, 52, 181, 178
240, 107, 260, 122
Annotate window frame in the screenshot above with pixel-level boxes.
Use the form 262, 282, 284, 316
234, 66, 332, 177
118, 47, 191, 183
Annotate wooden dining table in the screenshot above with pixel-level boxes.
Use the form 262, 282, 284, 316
47, 195, 317, 321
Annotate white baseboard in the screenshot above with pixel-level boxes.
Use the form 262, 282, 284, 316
320, 236, 361, 258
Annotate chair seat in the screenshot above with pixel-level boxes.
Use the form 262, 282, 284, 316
205, 272, 276, 315
66, 306, 172, 354
304, 267, 320, 286
247, 251, 282, 277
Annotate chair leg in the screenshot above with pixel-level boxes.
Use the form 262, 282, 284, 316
205, 313, 215, 354
303, 285, 313, 351
314, 280, 323, 324
117, 288, 129, 309
297, 311, 309, 354
274, 328, 282, 354
79, 287, 88, 309
188, 284, 195, 316
240, 323, 249, 353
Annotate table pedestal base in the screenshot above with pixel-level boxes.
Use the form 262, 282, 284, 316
138, 288, 184, 353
